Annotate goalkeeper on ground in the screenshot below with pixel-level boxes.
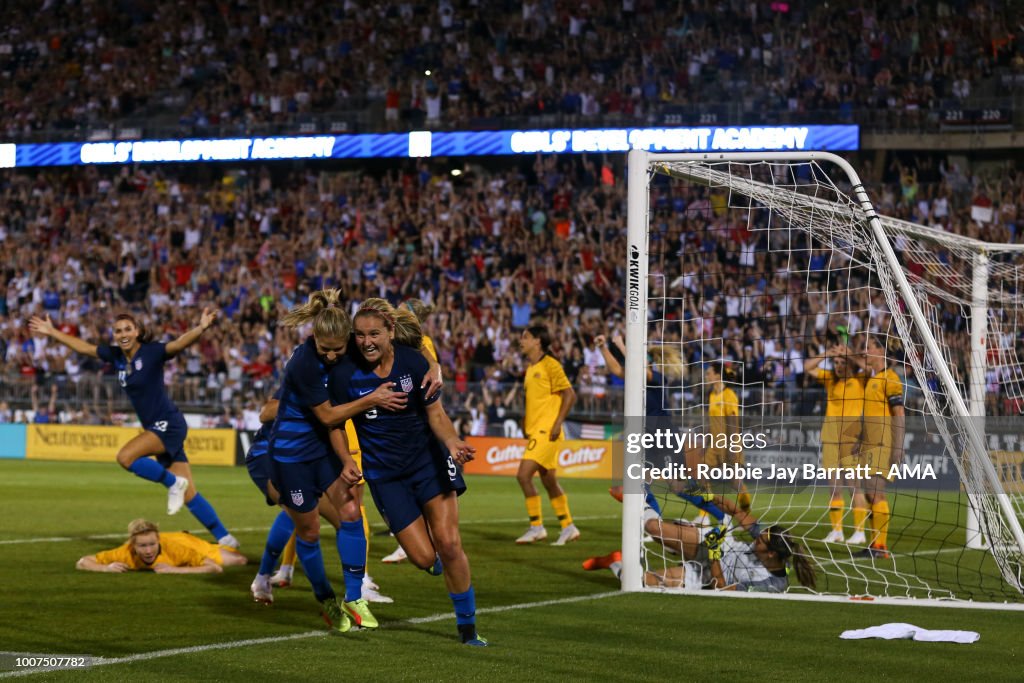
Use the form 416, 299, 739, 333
584, 495, 816, 592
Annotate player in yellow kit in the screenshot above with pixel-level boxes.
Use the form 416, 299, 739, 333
702, 362, 751, 513
515, 325, 579, 546
76, 519, 247, 573
804, 344, 869, 545
849, 332, 906, 559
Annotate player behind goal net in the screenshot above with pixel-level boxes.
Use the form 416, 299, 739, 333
620, 150, 1024, 606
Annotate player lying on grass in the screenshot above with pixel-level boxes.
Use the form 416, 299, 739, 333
76, 519, 247, 574
584, 494, 816, 592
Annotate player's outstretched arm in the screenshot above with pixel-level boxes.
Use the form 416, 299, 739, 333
166, 307, 217, 357
29, 315, 99, 358
311, 382, 408, 428
76, 555, 128, 573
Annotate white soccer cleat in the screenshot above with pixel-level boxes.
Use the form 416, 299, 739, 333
250, 575, 273, 605
361, 583, 394, 604
846, 531, 868, 545
823, 530, 845, 544
218, 533, 241, 549
515, 525, 548, 544
363, 575, 380, 591
270, 564, 294, 587
166, 476, 189, 515
551, 524, 580, 546
381, 546, 408, 564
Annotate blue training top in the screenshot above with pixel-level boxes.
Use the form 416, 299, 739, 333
96, 342, 183, 426
330, 344, 440, 481
268, 337, 332, 464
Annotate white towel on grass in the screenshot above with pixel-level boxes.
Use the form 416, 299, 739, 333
840, 623, 979, 644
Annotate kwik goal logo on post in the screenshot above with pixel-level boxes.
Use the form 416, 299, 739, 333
400, 375, 414, 393
627, 244, 641, 323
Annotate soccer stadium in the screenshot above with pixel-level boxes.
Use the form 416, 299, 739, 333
1, 0, 1023, 680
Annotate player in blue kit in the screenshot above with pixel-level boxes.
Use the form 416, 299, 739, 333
269, 289, 409, 632
332, 298, 487, 646
29, 309, 237, 547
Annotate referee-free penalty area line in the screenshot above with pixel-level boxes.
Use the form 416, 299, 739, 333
0, 592, 624, 678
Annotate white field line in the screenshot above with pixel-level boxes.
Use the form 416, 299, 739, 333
0, 592, 625, 678
0, 515, 619, 546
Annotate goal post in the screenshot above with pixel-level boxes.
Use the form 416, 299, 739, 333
622, 149, 1024, 605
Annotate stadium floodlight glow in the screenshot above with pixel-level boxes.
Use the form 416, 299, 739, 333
8, 125, 857, 167
623, 149, 1024, 609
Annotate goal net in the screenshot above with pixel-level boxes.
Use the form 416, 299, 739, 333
621, 150, 1024, 606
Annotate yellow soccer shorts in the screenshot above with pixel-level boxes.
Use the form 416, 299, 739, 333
821, 440, 859, 469
524, 431, 563, 470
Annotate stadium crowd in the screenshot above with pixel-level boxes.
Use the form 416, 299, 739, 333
0, 0, 1020, 138
0, 147, 1022, 427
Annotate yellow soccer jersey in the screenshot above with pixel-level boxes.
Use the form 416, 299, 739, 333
421, 334, 438, 362
708, 387, 740, 439
861, 367, 904, 448
815, 368, 863, 444
524, 355, 572, 438
94, 532, 223, 570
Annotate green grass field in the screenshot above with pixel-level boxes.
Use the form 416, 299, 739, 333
1, 460, 1022, 682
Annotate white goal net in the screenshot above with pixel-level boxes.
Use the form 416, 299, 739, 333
621, 150, 1024, 606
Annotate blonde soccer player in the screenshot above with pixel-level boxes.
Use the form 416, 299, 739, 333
849, 332, 906, 559
804, 344, 870, 544
77, 519, 247, 574
703, 362, 751, 514
514, 325, 579, 546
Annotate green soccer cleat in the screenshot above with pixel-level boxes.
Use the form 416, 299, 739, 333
320, 597, 352, 633
464, 635, 489, 647
343, 598, 379, 629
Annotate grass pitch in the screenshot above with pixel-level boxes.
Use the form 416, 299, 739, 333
0, 460, 1021, 681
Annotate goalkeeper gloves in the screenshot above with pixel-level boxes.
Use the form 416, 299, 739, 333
704, 526, 725, 561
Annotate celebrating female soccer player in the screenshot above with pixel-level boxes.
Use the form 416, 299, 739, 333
269, 289, 408, 632
76, 519, 247, 574
332, 298, 487, 646
514, 325, 579, 546
29, 309, 237, 547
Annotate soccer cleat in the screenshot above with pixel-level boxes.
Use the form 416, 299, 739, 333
381, 546, 408, 564
218, 533, 241, 549
250, 575, 273, 605
463, 635, 489, 647
823, 530, 845, 544
582, 550, 622, 571
363, 575, 380, 591
342, 598, 379, 629
609, 486, 624, 502
166, 476, 189, 515
271, 564, 294, 588
320, 597, 352, 633
515, 525, 548, 544
854, 544, 891, 559
551, 523, 581, 546
361, 583, 394, 604
846, 531, 868, 545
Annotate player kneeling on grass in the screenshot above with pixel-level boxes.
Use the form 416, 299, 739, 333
584, 495, 815, 592
76, 519, 247, 574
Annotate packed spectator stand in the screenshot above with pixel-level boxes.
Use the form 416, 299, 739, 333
0, 0, 1023, 431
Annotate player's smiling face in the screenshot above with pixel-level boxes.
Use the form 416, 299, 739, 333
354, 314, 393, 364
112, 319, 140, 352
132, 532, 160, 565
314, 334, 347, 365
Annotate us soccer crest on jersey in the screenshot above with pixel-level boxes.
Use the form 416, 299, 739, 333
400, 374, 414, 393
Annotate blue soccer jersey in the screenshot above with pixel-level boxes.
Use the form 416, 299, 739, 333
96, 342, 183, 426
330, 344, 440, 481
269, 338, 333, 464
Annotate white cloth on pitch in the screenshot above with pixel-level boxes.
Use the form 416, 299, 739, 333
840, 623, 979, 644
